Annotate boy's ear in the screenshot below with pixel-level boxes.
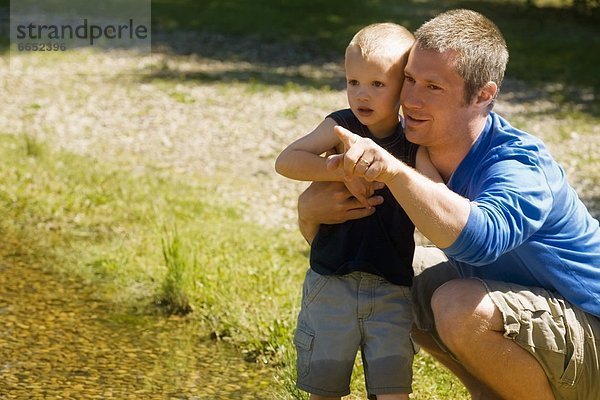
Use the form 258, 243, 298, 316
475, 81, 498, 109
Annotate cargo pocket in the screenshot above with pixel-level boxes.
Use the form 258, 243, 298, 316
302, 269, 329, 308
515, 291, 583, 387
557, 305, 585, 387
516, 292, 567, 353
293, 327, 314, 379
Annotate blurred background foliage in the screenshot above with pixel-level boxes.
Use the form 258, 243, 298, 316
0, 0, 599, 92
149, 0, 599, 91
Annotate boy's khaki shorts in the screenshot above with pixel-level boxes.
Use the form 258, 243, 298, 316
412, 246, 600, 400
294, 269, 415, 398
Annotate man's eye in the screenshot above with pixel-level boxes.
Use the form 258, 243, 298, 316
428, 84, 441, 90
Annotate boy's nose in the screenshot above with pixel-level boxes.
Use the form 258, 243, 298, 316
356, 87, 369, 101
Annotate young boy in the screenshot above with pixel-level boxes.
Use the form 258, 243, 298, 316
275, 23, 440, 399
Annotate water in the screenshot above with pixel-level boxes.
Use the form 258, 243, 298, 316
0, 259, 274, 399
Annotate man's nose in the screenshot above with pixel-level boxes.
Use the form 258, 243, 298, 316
401, 85, 422, 109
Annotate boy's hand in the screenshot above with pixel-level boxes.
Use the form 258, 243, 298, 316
343, 176, 383, 208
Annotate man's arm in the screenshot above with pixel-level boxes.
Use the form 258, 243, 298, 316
329, 126, 470, 249
297, 181, 384, 244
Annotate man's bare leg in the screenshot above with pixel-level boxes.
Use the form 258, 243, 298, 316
430, 279, 554, 400
411, 328, 502, 400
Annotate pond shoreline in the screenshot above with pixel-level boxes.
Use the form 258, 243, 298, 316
0, 253, 274, 398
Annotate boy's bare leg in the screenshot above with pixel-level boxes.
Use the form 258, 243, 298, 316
309, 394, 408, 399
309, 392, 409, 399
431, 279, 555, 400
378, 394, 409, 399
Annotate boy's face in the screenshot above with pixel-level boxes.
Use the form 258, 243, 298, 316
345, 47, 405, 138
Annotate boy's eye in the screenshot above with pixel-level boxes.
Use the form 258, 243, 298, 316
348, 79, 359, 86
372, 81, 385, 88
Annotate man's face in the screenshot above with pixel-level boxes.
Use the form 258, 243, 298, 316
400, 46, 474, 149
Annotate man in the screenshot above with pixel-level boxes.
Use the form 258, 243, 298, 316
297, 9, 600, 400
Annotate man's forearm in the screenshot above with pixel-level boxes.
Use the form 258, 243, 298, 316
330, 126, 471, 248
387, 161, 470, 249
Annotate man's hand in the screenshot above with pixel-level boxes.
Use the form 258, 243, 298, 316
321, 126, 470, 249
297, 181, 384, 243
327, 125, 401, 183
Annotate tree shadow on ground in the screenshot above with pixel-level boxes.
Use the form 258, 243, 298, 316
148, 29, 346, 90
146, 0, 599, 116
1, 1, 598, 115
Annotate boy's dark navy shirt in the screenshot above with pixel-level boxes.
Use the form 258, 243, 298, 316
310, 109, 418, 286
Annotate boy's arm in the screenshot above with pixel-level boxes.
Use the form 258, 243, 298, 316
275, 117, 345, 182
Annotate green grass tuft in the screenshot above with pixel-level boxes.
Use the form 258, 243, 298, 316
159, 226, 197, 315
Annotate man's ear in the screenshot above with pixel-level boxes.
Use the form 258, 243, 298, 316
475, 81, 498, 109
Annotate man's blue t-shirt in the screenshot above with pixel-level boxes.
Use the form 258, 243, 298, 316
444, 112, 600, 317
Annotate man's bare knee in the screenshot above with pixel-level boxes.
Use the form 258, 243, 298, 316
431, 279, 498, 347
431, 279, 489, 322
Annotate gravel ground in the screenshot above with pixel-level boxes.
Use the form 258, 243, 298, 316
1, 31, 598, 230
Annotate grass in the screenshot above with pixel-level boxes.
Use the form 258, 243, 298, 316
158, 226, 197, 314
0, 131, 470, 399
0, 131, 306, 327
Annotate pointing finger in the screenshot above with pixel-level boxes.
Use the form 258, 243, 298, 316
333, 125, 359, 151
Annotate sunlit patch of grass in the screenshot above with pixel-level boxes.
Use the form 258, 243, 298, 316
271, 344, 307, 399
0, 131, 307, 367
413, 352, 469, 399
281, 105, 300, 119
22, 133, 45, 158
168, 90, 196, 104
